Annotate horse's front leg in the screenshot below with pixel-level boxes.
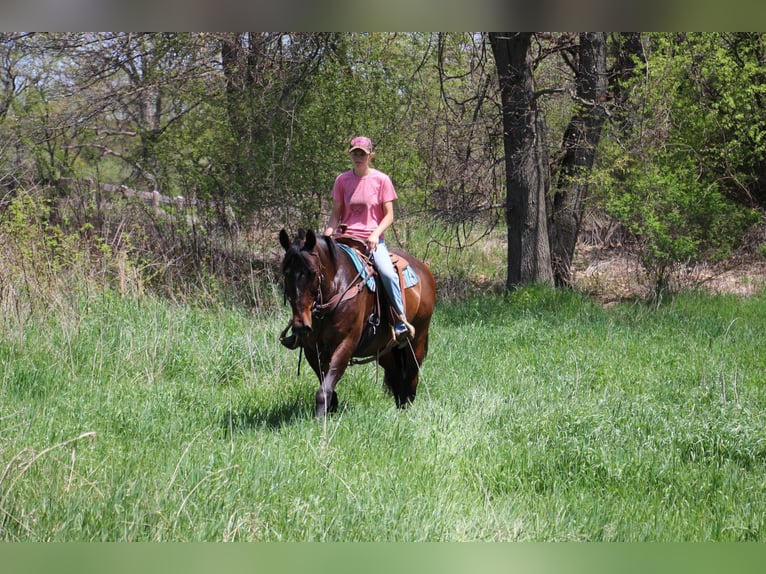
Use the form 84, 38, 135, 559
315, 341, 355, 417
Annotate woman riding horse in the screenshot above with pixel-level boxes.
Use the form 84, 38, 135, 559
279, 228, 436, 416
279, 137, 436, 416
325, 136, 414, 340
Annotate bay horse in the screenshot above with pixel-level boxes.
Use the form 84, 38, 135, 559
279, 228, 436, 417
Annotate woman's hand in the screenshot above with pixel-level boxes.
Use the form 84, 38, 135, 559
366, 233, 380, 253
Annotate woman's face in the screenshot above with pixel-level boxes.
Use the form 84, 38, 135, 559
349, 149, 372, 170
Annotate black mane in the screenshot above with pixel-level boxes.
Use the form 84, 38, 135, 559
318, 234, 339, 266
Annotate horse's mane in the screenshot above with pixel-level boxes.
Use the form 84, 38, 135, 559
318, 234, 339, 266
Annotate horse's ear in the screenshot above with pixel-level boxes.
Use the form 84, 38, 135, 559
279, 229, 291, 251
304, 229, 316, 251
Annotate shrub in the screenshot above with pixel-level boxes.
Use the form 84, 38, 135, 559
598, 152, 759, 295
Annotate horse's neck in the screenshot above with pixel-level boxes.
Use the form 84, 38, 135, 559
315, 241, 345, 295
310, 241, 364, 316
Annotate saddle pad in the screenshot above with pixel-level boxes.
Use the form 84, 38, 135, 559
336, 243, 419, 291
401, 265, 419, 288
337, 242, 377, 290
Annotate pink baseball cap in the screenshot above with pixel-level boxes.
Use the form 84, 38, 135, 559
348, 136, 373, 154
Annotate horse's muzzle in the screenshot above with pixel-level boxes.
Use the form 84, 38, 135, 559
292, 321, 312, 337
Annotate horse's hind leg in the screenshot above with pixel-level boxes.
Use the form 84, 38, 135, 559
382, 347, 420, 408
400, 332, 430, 407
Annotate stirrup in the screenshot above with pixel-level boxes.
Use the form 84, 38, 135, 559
394, 319, 415, 343
279, 322, 300, 350
280, 333, 299, 350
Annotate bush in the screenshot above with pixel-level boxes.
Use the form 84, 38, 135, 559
599, 153, 759, 295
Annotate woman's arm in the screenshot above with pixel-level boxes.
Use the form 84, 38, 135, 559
324, 198, 344, 236
366, 200, 394, 252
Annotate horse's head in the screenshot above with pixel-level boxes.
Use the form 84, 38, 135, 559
279, 228, 322, 337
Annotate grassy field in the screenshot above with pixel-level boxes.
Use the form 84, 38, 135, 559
2, 285, 766, 541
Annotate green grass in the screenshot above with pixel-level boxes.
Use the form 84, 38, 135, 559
2, 286, 766, 541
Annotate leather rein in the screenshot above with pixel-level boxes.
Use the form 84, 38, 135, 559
310, 243, 375, 318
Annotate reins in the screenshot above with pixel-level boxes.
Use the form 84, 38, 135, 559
312, 248, 374, 317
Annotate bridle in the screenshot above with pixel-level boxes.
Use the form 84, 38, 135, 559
284, 243, 374, 320
283, 249, 324, 315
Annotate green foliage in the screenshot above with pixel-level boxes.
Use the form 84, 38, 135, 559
3, 288, 766, 540
599, 152, 758, 288
595, 33, 764, 291
0, 188, 91, 316
6, 32, 766, 302
660, 33, 766, 207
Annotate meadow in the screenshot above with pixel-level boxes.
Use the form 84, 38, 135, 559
2, 283, 766, 541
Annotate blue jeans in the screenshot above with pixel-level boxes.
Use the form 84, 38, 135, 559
372, 241, 405, 318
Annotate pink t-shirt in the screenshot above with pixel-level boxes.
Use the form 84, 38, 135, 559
332, 168, 397, 240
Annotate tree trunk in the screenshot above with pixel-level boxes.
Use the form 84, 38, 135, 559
490, 32, 553, 290
610, 32, 645, 135
220, 33, 268, 215
549, 32, 608, 287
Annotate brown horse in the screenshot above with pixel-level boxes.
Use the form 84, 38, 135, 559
279, 228, 436, 417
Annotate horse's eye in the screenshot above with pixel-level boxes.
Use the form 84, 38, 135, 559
299, 268, 317, 281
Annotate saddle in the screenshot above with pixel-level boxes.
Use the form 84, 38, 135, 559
335, 234, 418, 351
334, 235, 418, 298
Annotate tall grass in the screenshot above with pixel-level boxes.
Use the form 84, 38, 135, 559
2, 285, 766, 541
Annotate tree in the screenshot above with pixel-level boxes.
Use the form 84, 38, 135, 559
489, 32, 553, 289
0, 33, 22, 122
488, 32, 613, 289
218, 33, 331, 217
547, 33, 608, 287
48, 33, 215, 189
